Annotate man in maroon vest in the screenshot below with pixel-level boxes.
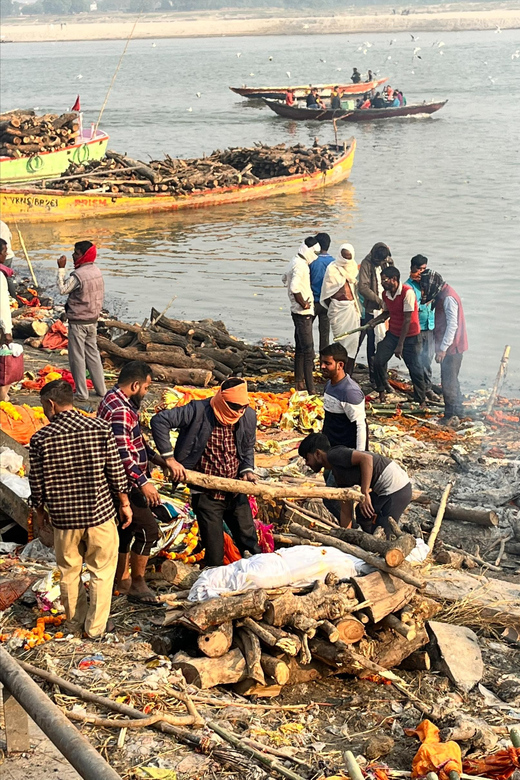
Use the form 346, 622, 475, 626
420, 269, 468, 421
57, 241, 106, 404
369, 266, 426, 404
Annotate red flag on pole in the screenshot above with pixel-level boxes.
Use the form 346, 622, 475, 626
71, 95, 81, 111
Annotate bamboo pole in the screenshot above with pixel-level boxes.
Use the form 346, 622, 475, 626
15, 225, 38, 287
486, 345, 511, 414
427, 481, 454, 552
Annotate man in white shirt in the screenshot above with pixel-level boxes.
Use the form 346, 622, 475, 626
282, 237, 320, 393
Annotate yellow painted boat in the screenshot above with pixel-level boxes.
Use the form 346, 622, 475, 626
0, 139, 356, 224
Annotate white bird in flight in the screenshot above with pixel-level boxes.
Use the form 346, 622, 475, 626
320, 58, 326, 62
389, 38, 396, 45
363, 41, 372, 47
437, 41, 445, 47
387, 55, 392, 60
512, 50, 520, 59
286, 71, 291, 77
196, 92, 201, 98
495, 25, 502, 33
410, 33, 419, 41
236, 52, 242, 58
249, 72, 255, 76
303, 23, 309, 29
439, 50, 444, 56
336, 67, 342, 71
151, 42, 156, 47
488, 76, 496, 83
268, 56, 273, 61
187, 107, 193, 112
77, 74, 82, 79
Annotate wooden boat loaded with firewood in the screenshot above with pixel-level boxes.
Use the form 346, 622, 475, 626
0, 139, 356, 223
263, 99, 448, 122
230, 78, 388, 100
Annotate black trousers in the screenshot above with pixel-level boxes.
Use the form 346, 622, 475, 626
418, 329, 435, 390
441, 352, 464, 418
313, 301, 331, 353
117, 488, 160, 557
373, 331, 426, 403
291, 313, 315, 393
191, 492, 261, 568
359, 313, 378, 382
356, 482, 413, 535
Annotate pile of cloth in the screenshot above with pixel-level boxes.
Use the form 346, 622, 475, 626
22, 364, 93, 394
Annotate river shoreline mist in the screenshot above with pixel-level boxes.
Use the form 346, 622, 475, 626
2, 3, 520, 43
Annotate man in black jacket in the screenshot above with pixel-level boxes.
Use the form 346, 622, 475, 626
151, 378, 261, 567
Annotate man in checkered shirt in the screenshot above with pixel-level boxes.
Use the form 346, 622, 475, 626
29, 379, 132, 639
98, 360, 169, 605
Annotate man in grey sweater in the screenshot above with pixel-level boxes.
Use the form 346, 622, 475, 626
57, 241, 106, 403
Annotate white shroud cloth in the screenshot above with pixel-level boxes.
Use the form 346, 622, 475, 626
320, 243, 361, 356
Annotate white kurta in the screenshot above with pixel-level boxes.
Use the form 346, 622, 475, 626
328, 298, 360, 356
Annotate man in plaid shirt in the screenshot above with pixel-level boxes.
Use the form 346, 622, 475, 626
98, 361, 168, 605
29, 379, 132, 639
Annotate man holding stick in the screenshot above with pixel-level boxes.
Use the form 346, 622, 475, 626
299, 432, 412, 535
151, 378, 261, 567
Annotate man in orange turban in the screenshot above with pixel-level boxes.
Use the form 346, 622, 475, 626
151, 378, 261, 567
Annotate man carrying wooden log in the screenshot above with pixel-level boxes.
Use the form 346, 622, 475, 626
98, 361, 169, 605
56, 241, 106, 405
151, 378, 261, 567
420, 269, 468, 423
298, 433, 412, 535
29, 379, 132, 638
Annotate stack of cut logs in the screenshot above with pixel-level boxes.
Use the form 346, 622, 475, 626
151, 541, 440, 693
98, 309, 293, 386
0, 110, 80, 158
34, 143, 338, 195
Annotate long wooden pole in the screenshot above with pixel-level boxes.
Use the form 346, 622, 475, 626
427, 481, 453, 552
486, 345, 511, 414
15, 225, 38, 287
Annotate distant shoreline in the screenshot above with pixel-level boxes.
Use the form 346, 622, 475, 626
2, 4, 520, 43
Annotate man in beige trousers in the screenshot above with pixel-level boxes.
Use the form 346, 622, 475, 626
29, 379, 132, 638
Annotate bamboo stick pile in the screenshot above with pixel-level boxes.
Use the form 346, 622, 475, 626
0, 110, 80, 158
33, 143, 337, 195
151, 552, 440, 694
99, 309, 293, 386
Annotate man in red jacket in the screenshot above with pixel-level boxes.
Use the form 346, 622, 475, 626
420, 269, 468, 422
369, 266, 426, 404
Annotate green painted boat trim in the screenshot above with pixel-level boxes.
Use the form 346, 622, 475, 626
0, 131, 109, 184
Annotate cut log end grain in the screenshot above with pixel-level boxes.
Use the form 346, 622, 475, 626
334, 616, 365, 644
197, 622, 233, 658
260, 654, 290, 685
160, 559, 200, 590
171, 648, 246, 689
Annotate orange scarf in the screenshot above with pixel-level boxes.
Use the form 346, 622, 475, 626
210, 380, 249, 425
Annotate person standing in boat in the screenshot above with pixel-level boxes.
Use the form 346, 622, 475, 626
366, 70, 374, 82
420, 269, 468, 423
57, 241, 106, 404
320, 243, 361, 376
282, 237, 321, 393
351, 68, 361, 84
285, 89, 295, 106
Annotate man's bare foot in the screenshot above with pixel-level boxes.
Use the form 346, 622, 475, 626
115, 577, 131, 596
379, 391, 387, 403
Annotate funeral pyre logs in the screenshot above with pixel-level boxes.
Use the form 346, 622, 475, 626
152, 569, 441, 693
98, 309, 293, 385
0, 110, 81, 158
31, 143, 337, 195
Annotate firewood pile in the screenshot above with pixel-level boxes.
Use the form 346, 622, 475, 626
33, 143, 337, 195
99, 309, 293, 386
150, 544, 440, 694
0, 110, 80, 158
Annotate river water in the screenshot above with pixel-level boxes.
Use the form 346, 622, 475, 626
2, 30, 520, 392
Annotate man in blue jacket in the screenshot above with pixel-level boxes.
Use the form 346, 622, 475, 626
406, 255, 439, 402
151, 378, 261, 567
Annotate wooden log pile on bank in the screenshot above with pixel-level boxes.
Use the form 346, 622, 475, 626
152, 566, 440, 693
33, 142, 337, 195
0, 110, 80, 158
98, 309, 293, 386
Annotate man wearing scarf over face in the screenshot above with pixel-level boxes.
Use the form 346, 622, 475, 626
151, 378, 261, 567
57, 241, 106, 403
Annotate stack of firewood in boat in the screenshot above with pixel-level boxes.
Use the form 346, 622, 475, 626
150, 520, 439, 693
34, 142, 337, 195
0, 110, 80, 158
98, 309, 293, 386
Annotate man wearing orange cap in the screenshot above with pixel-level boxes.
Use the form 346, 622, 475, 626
150, 378, 261, 567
